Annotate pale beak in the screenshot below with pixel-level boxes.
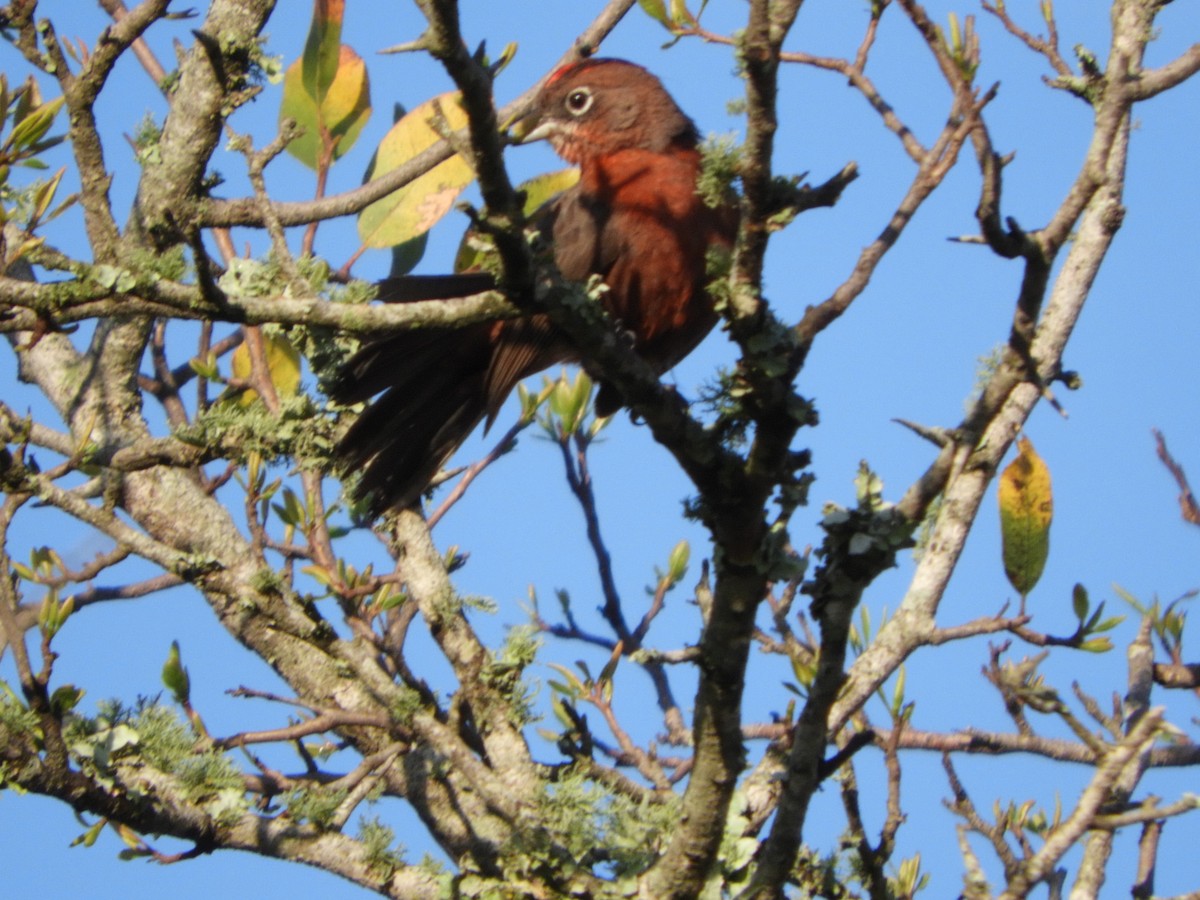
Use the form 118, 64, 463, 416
515, 118, 559, 145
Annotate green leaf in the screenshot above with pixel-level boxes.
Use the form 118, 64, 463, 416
1071, 583, 1089, 621
666, 540, 690, 586
358, 93, 475, 248
947, 12, 962, 52
301, 0, 344, 103
371, 583, 404, 613
161, 640, 191, 704
550, 695, 579, 729
598, 642, 624, 686
281, 44, 371, 169
789, 653, 816, 691
388, 233, 428, 276
70, 818, 106, 848
50, 684, 83, 715
37, 590, 73, 639
275, 487, 305, 527
891, 665, 907, 715
114, 821, 146, 856
637, 0, 671, 27
859, 605, 873, 644
30, 165, 65, 224
546, 369, 595, 437
5, 95, 64, 153
547, 681, 574, 699
188, 353, 221, 381
670, 0, 696, 27
454, 167, 579, 271
301, 564, 334, 587
1089, 614, 1124, 634
999, 436, 1053, 597
1112, 583, 1146, 614
547, 663, 586, 695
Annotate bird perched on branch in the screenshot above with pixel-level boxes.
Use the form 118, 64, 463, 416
331, 58, 737, 515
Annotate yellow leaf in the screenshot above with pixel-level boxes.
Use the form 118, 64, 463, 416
357, 93, 475, 248
999, 435, 1053, 596
454, 167, 579, 272
280, 45, 371, 169
115, 822, 143, 850
231, 334, 302, 406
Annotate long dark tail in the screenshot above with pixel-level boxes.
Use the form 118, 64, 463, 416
374, 272, 495, 303
330, 275, 569, 514
330, 325, 493, 515
330, 274, 498, 515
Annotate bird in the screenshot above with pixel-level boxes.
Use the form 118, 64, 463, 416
330, 58, 737, 516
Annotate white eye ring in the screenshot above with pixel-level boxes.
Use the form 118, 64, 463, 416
564, 87, 593, 116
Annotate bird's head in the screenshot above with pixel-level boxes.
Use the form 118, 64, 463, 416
522, 58, 699, 165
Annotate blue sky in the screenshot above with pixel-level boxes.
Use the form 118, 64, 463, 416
3, 2, 1199, 896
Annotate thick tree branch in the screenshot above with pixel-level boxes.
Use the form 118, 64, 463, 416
0, 272, 516, 331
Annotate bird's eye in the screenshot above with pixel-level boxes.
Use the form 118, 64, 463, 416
564, 87, 593, 116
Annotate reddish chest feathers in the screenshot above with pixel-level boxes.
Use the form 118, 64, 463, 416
572, 145, 734, 373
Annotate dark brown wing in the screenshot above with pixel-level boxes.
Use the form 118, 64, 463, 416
330, 325, 495, 514
331, 258, 569, 513
481, 315, 571, 428
543, 187, 613, 281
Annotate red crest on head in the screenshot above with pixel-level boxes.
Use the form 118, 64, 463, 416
545, 56, 603, 86
546, 62, 578, 85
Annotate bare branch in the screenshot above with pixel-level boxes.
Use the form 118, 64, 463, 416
982, 0, 1074, 79
1129, 42, 1200, 100
1154, 429, 1200, 527
1001, 710, 1165, 898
